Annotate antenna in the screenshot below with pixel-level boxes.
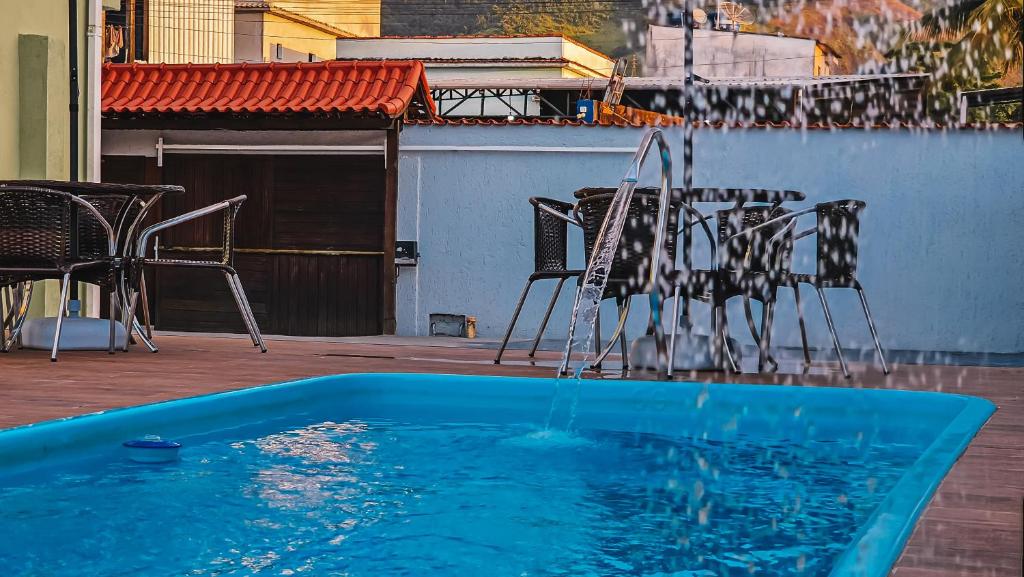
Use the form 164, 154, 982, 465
717, 1, 753, 31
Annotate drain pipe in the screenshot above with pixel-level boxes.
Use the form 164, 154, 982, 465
682, 0, 694, 192
68, 0, 80, 183
85, 0, 101, 183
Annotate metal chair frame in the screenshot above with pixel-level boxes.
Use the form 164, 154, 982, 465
666, 205, 800, 375
133, 195, 266, 353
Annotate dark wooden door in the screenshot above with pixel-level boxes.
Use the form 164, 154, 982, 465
101, 154, 386, 336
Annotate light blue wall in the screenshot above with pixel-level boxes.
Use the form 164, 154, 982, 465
397, 124, 1024, 354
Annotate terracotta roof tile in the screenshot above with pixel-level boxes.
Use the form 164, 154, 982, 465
410, 118, 1024, 131
102, 61, 436, 118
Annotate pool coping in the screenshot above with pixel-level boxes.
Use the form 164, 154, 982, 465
0, 373, 997, 577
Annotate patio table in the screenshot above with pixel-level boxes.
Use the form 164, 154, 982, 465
0, 180, 185, 353
574, 186, 805, 207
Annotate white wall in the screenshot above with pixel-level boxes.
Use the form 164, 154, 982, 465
646, 26, 820, 77
396, 124, 1024, 355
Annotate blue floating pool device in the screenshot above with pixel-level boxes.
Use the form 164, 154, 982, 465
123, 435, 181, 463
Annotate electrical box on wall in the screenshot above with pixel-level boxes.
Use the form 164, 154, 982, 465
396, 241, 419, 266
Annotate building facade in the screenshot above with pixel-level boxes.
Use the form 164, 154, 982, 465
646, 25, 837, 77
337, 35, 615, 116
103, 0, 381, 65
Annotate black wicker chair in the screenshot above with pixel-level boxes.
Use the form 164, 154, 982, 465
494, 197, 584, 364
133, 195, 266, 352
0, 186, 118, 361
667, 205, 803, 373
786, 200, 888, 377
731, 200, 889, 378
571, 191, 682, 370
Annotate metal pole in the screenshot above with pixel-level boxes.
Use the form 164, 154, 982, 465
683, 0, 694, 192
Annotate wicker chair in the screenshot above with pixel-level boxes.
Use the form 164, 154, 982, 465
786, 200, 888, 377
133, 195, 266, 352
494, 197, 584, 364
666, 205, 802, 373
570, 191, 682, 370
728, 200, 889, 378
0, 186, 118, 361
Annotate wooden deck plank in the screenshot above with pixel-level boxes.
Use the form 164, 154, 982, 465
0, 334, 1020, 576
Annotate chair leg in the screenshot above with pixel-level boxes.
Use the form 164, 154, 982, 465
232, 274, 266, 353
50, 273, 71, 362
109, 291, 117, 354
617, 297, 629, 370
121, 291, 137, 352
720, 304, 741, 373
667, 284, 682, 378
495, 279, 534, 364
139, 274, 153, 340
132, 318, 159, 353
816, 288, 850, 378
758, 297, 776, 372
792, 284, 811, 367
226, 272, 266, 353
5, 282, 33, 352
224, 272, 258, 347
856, 287, 890, 375
529, 277, 567, 358
711, 304, 723, 369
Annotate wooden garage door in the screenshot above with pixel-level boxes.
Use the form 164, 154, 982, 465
103, 154, 386, 336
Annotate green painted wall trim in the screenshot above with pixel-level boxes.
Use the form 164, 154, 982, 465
18, 35, 49, 179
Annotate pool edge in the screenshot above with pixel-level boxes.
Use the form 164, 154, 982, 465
827, 394, 996, 577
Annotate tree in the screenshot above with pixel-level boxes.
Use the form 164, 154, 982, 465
917, 0, 1022, 74
488, 0, 615, 37
887, 0, 1022, 121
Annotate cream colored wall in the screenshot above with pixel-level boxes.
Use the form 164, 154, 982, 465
148, 0, 234, 63
261, 13, 338, 61
2, 0, 82, 181
272, 0, 380, 37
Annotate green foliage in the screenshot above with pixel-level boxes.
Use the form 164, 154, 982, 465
889, 39, 1021, 121
487, 0, 616, 37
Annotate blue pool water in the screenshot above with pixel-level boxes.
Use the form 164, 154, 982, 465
0, 374, 994, 577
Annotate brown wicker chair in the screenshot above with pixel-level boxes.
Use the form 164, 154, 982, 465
133, 195, 266, 352
0, 186, 118, 360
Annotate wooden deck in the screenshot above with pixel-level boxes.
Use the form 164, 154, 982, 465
0, 334, 1020, 576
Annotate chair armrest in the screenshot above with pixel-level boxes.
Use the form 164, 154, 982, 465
136, 196, 247, 264
532, 197, 582, 228
721, 205, 816, 247
676, 203, 718, 271
69, 195, 117, 258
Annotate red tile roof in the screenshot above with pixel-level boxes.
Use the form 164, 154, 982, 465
411, 118, 1024, 131
102, 61, 435, 119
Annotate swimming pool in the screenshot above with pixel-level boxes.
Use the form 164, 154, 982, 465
0, 374, 993, 576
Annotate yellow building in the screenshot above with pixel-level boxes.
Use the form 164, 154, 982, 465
105, 0, 380, 64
